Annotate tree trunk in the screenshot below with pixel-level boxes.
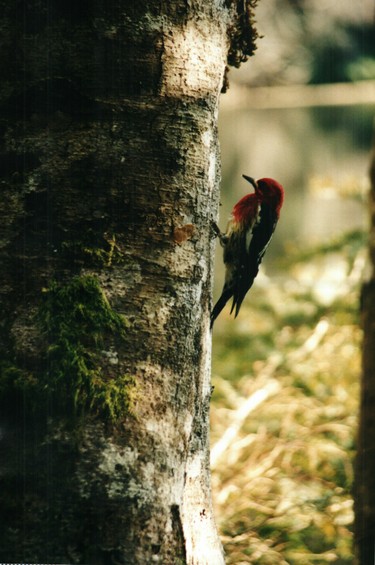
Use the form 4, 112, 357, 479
354, 137, 375, 564
0, 1, 257, 563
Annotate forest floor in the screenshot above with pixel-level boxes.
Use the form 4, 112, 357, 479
211, 229, 364, 564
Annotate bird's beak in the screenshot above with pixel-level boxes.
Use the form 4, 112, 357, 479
242, 175, 257, 190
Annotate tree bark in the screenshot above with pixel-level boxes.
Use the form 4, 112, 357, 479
0, 1, 258, 563
354, 137, 375, 564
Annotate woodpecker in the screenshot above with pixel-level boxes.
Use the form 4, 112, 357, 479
210, 175, 284, 328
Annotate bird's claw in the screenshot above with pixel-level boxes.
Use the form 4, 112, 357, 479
211, 220, 222, 238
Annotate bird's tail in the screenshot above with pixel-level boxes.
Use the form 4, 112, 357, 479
210, 288, 233, 329
230, 270, 258, 318
230, 293, 245, 319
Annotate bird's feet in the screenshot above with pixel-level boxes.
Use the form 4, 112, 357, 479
211, 220, 227, 245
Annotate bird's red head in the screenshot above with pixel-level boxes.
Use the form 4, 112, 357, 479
256, 177, 284, 209
243, 175, 284, 216
232, 175, 285, 224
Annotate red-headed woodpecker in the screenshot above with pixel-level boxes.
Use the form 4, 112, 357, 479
210, 175, 284, 327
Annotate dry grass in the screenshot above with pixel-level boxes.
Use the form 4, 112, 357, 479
211, 235, 363, 564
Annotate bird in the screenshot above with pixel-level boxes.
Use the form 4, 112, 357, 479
210, 175, 284, 328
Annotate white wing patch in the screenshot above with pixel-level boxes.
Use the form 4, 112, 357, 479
246, 228, 253, 252
259, 233, 273, 260
246, 208, 261, 253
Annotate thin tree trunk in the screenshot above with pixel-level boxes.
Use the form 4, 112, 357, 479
354, 136, 375, 565
0, 1, 258, 563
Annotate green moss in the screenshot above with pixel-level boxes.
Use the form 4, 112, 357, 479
35, 274, 135, 421
0, 362, 36, 400
0, 275, 136, 422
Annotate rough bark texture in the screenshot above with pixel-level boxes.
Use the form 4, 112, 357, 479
354, 140, 375, 565
0, 1, 258, 563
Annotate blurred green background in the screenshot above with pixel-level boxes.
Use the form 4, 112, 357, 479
211, 1, 374, 562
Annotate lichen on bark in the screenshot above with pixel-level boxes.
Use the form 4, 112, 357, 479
222, 0, 260, 91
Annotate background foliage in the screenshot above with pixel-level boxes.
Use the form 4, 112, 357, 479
211, 1, 373, 560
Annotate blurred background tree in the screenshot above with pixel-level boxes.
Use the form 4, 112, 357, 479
212, 0, 375, 563
354, 143, 375, 565
232, 0, 375, 87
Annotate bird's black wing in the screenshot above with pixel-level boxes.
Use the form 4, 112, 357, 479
233, 203, 279, 317
210, 204, 279, 327
210, 229, 247, 328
